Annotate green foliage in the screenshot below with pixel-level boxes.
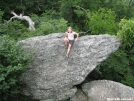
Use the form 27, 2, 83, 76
59, 0, 100, 30
0, 20, 28, 40
33, 12, 68, 32
19, 18, 67, 40
0, 13, 67, 41
89, 46, 134, 88
106, 0, 134, 19
0, 0, 134, 92
90, 49, 128, 80
60, 0, 74, 22
0, 35, 33, 101
0, 11, 3, 23
39, 18, 67, 34
1, 0, 134, 31
86, 8, 117, 35
19, 14, 68, 40
122, 73, 134, 87
87, 19, 134, 88
117, 19, 134, 86
117, 19, 134, 47
59, 0, 134, 32
0, 0, 61, 16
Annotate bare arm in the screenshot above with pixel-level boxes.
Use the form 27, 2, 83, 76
75, 33, 79, 41
64, 32, 67, 38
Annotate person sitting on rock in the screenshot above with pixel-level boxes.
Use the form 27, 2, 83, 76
64, 27, 79, 57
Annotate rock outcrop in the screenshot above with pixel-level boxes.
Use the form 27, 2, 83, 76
70, 89, 88, 101
82, 80, 134, 101
19, 33, 120, 101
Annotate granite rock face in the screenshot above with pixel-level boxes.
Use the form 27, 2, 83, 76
70, 89, 88, 101
82, 80, 134, 101
19, 33, 120, 101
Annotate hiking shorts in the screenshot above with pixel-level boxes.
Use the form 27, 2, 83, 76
69, 40, 74, 45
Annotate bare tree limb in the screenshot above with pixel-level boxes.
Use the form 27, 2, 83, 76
79, 29, 91, 34
73, 6, 91, 35
73, 5, 87, 14
10, 11, 35, 30
129, 0, 133, 7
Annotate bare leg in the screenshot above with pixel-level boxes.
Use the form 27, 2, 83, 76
64, 38, 69, 48
66, 44, 72, 57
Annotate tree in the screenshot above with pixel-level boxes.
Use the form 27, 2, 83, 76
87, 18, 134, 88
0, 35, 33, 101
10, 11, 35, 30
86, 8, 117, 35
0, 0, 61, 19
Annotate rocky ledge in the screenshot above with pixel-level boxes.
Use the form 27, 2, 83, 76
19, 33, 121, 101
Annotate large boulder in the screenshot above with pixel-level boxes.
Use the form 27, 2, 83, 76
19, 33, 120, 101
82, 80, 134, 101
70, 89, 88, 101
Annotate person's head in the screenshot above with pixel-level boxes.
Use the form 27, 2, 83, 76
67, 27, 73, 33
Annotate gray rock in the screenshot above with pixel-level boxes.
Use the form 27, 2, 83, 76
70, 89, 88, 101
19, 33, 120, 101
82, 80, 134, 101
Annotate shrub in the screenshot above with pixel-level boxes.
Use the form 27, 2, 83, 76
86, 8, 117, 35
88, 47, 134, 88
87, 19, 134, 88
117, 19, 134, 47
39, 18, 68, 34
0, 35, 33, 101
0, 20, 28, 40
89, 48, 129, 80
0, 13, 68, 41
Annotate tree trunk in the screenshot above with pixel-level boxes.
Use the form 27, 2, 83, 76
10, 11, 35, 30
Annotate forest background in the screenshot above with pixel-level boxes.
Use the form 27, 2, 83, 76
0, 0, 134, 100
